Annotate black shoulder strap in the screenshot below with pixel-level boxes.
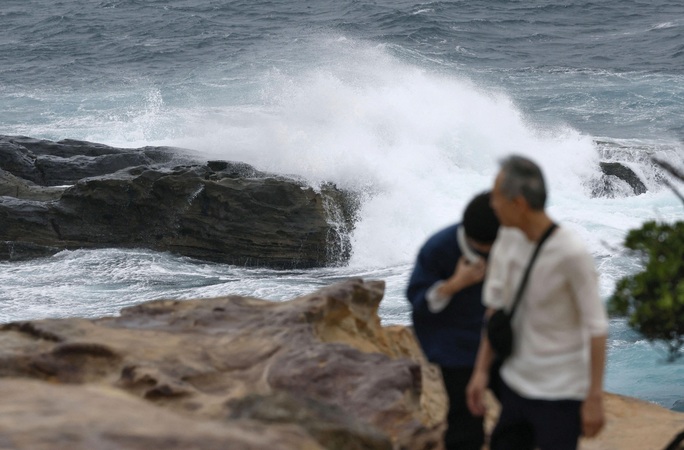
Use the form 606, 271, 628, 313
509, 223, 557, 317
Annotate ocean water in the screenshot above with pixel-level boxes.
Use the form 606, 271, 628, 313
1, 0, 683, 410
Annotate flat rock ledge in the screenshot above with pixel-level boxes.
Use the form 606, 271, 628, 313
0, 135, 357, 268
0, 279, 681, 450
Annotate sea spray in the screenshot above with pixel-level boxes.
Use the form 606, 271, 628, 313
142, 41, 604, 268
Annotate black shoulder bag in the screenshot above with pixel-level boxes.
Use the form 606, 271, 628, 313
487, 223, 557, 396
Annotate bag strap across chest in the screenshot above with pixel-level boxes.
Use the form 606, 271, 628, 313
508, 223, 558, 318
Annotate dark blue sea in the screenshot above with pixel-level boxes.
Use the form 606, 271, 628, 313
1, 0, 683, 410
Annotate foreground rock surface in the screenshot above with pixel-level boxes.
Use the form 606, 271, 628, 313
580, 394, 684, 450
0, 279, 681, 449
0, 279, 446, 449
0, 135, 356, 268
0, 379, 326, 450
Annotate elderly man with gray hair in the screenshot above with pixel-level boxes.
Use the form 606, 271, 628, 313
466, 155, 608, 450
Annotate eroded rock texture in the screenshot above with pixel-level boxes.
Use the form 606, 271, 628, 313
0, 279, 446, 450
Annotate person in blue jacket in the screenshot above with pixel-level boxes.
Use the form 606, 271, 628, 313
407, 191, 500, 450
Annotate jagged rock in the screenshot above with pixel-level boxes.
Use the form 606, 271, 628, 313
592, 161, 648, 197
0, 240, 62, 261
0, 168, 66, 201
0, 279, 446, 450
0, 135, 357, 268
0, 135, 194, 186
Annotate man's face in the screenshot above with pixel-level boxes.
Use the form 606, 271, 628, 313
466, 238, 493, 259
491, 171, 520, 227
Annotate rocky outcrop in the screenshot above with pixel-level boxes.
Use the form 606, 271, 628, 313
0, 279, 446, 450
0, 135, 357, 268
588, 139, 680, 198
0, 168, 66, 201
0, 278, 681, 449
595, 161, 648, 197
0, 379, 328, 450
0, 136, 190, 186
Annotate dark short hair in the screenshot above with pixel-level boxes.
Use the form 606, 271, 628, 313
499, 155, 547, 210
463, 191, 500, 244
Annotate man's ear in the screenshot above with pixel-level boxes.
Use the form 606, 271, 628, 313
512, 194, 529, 211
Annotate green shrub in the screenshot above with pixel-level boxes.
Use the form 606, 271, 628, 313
608, 220, 684, 362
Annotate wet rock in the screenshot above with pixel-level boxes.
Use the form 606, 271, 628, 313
674, 399, 684, 413
590, 161, 648, 198
0, 168, 66, 201
0, 135, 357, 268
0, 135, 193, 186
598, 161, 647, 196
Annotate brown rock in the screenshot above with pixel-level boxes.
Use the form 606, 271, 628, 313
580, 393, 684, 450
0, 279, 445, 450
0, 378, 323, 450
482, 392, 684, 450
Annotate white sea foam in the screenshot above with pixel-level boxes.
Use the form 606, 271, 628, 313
146, 40, 680, 275
650, 21, 677, 30
17, 38, 683, 276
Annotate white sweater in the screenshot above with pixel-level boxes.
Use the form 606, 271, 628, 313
484, 226, 608, 400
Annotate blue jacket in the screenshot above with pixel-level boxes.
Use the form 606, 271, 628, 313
406, 224, 486, 368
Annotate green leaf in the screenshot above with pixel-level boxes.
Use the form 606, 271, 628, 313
610, 220, 684, 362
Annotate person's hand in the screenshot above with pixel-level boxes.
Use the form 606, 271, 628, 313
466, 369, 489, 417
448, 256, 486, 289
436, 257, 486, 298
581, 394, 605, 437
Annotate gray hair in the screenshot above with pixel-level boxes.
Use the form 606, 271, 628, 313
498, 155, 547, 210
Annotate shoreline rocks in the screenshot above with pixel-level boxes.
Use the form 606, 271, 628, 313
0, 135, 357, 268
592, 161, 648, 198
2, 134, 666, 265
0, 279, 446, 449
0, 279, 681, 449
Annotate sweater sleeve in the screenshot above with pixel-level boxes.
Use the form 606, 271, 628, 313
406, 227, 460, 317
565, 250, 609, 337
483, 228, 510, 310
406, 244, 443, 317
